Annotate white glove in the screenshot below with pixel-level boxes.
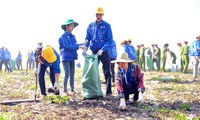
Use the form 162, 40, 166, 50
97, 49, 103, 56
34, 68, 38, 75
54, 82, 59, 90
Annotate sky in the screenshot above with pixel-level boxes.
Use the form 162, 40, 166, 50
0, 0, 200, 66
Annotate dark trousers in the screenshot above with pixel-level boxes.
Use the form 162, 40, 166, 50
110, 58, 116, 83
38, 63, 55, 95
93, 50, 112, 95
122, 79, 139, 101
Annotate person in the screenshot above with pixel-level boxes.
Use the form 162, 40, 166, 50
135, 45, 141, 64
16, 51, 23, 70
189, 35, 200, 79
34, 41, 50, 75
85, 7, 113, 96
3, 48, 12, 73
161, 43, 169, 72
139, 44, 147, 71
151, 44, 156, 70
177, 43, 183, 72
182, 41, 189, 73
154, 44, 161, 71
111, 52, 145, 110
29, 51, 35, 70
35, 45, 61, 97
126, 39, 137, 61
167, 49, 177, 72
168, 49, 177, 64
58, 18, 86, 95
108, 40, 117, 86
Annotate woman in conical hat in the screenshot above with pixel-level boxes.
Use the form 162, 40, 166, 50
111, 52, 145, 110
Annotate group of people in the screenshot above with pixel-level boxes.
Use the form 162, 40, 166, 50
33, 6, 144, 110
2, 6, 199, 110
0, 47, 12, 73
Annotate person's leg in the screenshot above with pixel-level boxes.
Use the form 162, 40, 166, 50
99, 51, 112, 95
62, 60, 70, 93
193, 56, 198, 78
69, 60, 75, 92
49, 66, 55, 87
183, 56, 189, 73
110, 58, 116, 83
38, 63, 47, 95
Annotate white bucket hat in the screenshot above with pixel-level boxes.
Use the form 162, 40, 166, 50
111, 52, 134, 63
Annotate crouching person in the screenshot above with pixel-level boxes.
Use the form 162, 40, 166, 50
35, 45, 61, 98
111, 52, 145, 110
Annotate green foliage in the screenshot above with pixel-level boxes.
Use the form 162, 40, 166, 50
180, 103, 191, 111
45, 95, 70, 104
156, 108, 170, 113
169, 111, 188, 120
0, 112, 16, 120
20, 77, 30, 81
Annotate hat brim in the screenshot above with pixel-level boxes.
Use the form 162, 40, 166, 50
61, 22, 79, 30
111, 59, 134, 63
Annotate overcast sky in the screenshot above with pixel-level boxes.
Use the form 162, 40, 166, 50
0, 0, 200, 63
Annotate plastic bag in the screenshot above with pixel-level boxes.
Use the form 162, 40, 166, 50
81, 54, 103, 99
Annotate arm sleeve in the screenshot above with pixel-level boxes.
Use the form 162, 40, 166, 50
60, 34, 79, 50
101, 24, 113, 51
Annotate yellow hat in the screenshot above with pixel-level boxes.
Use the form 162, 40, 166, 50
96, 7, 104, 14
42, 46, 57, 63
120, 40, 127, 46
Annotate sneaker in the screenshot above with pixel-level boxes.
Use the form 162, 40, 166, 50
40, 95, 47, 100
106, 93, 112, 97
47, 88, 54, 93
118, 98, 127, 110
67, 91, 75, 96
54, 89, 60, 95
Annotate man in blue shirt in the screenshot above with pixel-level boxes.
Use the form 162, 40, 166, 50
16, 51, 23, 70
189, 35, 200, 79
35, 45, 61, 97
85, 7, 113, 96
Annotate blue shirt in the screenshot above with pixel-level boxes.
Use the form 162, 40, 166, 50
108, 40, 117, 59
85, 20, 113, 52
189, 40, 200, 56
17, 53, 22, 61
124, 44, 137, 61
2, 50, 11, 61
58, 31, 80, 61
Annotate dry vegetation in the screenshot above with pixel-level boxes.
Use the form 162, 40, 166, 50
0, 68, 200, 120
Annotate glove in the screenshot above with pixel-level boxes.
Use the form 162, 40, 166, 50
54, 82, 59, 90
97, 49, 103, 56
34, 68, 38, 75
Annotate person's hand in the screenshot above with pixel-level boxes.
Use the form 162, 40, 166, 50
97, 49, 103, 56
79, 45, 86, 50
